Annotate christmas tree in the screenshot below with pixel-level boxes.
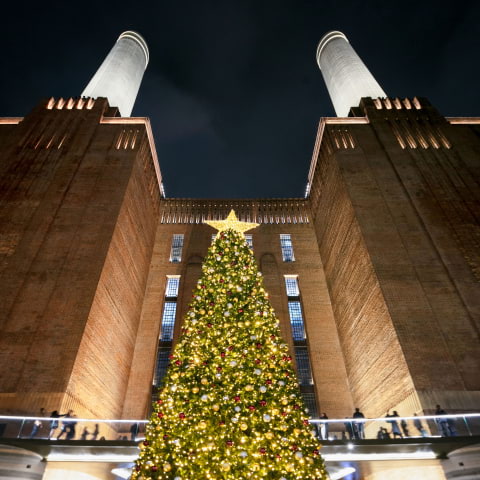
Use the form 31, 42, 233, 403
132, 211, 328, 480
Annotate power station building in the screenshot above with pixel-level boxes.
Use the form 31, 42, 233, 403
0, 30, 479, 479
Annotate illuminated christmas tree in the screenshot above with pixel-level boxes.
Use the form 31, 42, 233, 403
132, 211, 328, 480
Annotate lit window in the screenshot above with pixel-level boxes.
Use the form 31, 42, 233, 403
169, 234, 184, 262
284, 275, 299, 297
160, 302, 177, 341
295, 346, 313, 385
288, 301, 305, 340
165, 276, 180, 297
280, 234, 295, 262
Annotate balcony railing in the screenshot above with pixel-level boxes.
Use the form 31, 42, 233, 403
0, 413, 479, 442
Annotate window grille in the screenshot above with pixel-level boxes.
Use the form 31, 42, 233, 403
288, 301, 305, 340
154, 347, 171, 386
284, 276, 300, 297
169, 234, 184, 262
165, 276, 180, 297
301, 392, 318, 418
295, 346, 313, 385
161, 302, 177, 341
280, 234, 295, 262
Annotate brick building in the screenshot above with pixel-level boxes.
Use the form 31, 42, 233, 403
0, 31, 478, 434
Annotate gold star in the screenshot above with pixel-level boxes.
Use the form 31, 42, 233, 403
204, 209, 259, 234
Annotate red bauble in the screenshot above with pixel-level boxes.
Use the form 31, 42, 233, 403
226, 440, 233, 447
259, 447, 266, 454
255, 359, 261, 364
260, 400, 266, 406
143, 440, 150, 446
163, 434, 168, 440
234, 396, 241, 402
303, 420, 309, 425
313, 449, 319, 456
157, 412, 164, 418
179, 413, 186, 419
293, 404, 300, 410
151, 466, 158, 472
248, 405, 255, 411
220, 352, 226, 357
207, 323, 212, 328
256, 343, 262, 349
266, 379, 272, 385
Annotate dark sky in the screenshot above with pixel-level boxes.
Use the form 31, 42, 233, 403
1, 0, 479, 198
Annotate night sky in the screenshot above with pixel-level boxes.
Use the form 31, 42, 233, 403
1, 0, 479, 198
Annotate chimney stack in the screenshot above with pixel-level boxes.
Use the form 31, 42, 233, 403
81, 31, 149, 117
316, 31, 386, 117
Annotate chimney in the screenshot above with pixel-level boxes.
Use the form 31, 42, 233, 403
81, 31, 149, 117
316, 31, 386, 117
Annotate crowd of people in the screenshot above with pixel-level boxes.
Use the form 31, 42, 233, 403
18, 404, 465, 441
317, 404, 460, 440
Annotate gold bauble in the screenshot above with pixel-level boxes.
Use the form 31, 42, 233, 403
272, 409, 279, 416
286, 464, 295, 472
208, 310, 213, 315
265, 431, 273, 440
220, 462, 231, 472
245, 385, 253, 391
281, 399, 288, 405
201, 378, 208, 385
199, 421, 207, 429
251, 464, 260, 471
294, 428, 301, 436
240, 423, 248, 431
163, 463, 172, 472
171, 373, 179, 380
212, 404, 220, 411
192, 387, 199, 394
200, 309, 206, 315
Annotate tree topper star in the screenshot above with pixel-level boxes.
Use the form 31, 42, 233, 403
204, 209, 259, 234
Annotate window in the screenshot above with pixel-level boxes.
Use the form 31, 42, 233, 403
165, 276, 180, 297
160, 302, 177, 341
295, 346, 313, 385
301, 392, 318, 418
169, 234, 184, 262
288, 301, 306, 340
280, 234, 295, 262
284, 275, 299, 296
154, 347, 171, 386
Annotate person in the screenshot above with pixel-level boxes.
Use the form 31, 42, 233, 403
344, 418, 354, 440
400, 418, 410, 437
435, 404, 450, 437
386, 411, 403, 438
49, 410, 62, 439
352, 408, 365, 439
65, 414, 77, 440
413, 413, 428, 437
29, 407, 45, 438
319, 413, 329, 440
91, 424, 99, 440
377, 427, 390, 439
130, 422, 139, 441
80, 426, 90, 440
57, 410, 74, 440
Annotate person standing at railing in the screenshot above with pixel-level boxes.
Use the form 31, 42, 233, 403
319, 413, 329, 440
352, 408, 365, 439
386, 411, 403, 438
29, 407, 45, 438
435, 404, 450, 437
413, 413, 428, 437
48, 410, 65, 439
56, 410, 74, 440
